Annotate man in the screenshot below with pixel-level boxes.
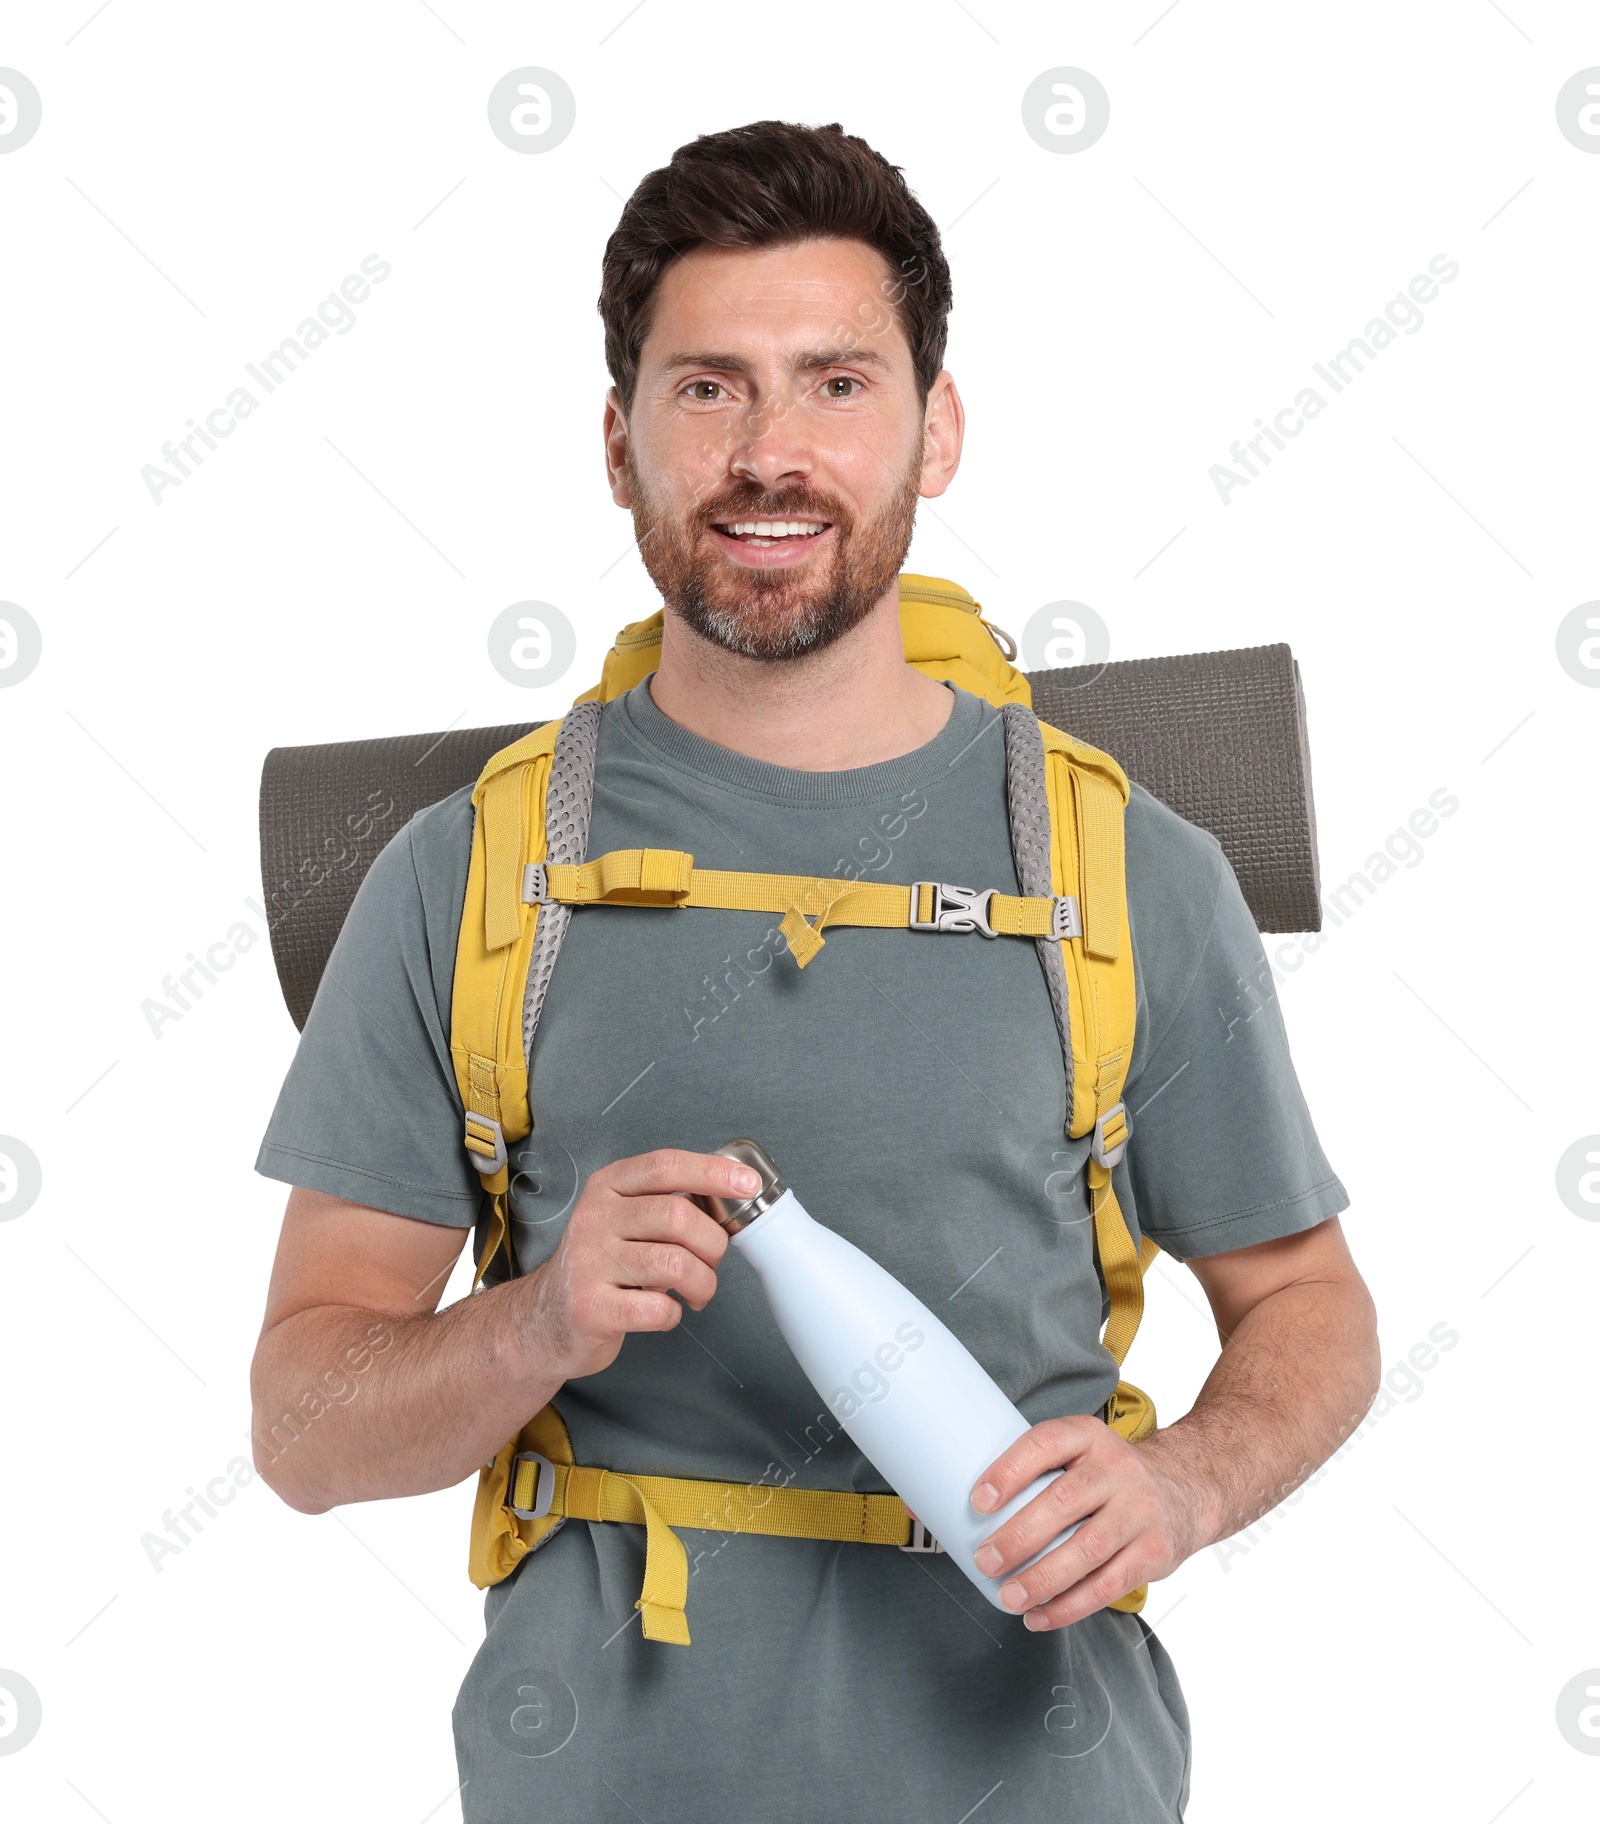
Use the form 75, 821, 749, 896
252, 120, 1378, 1819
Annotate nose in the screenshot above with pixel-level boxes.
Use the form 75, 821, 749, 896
728, 391, 815, 495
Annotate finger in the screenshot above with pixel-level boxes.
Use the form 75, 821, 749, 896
973, 1460, 1112, 1577
595, 1192, 729, 1263
576, 1226, 715, 1310
995, 1504, 1134, 1615
605, 1147, 762, 1201
604, 1236, 719, 1310
970, 1416, 1103, 1515
1017, 1540, 1153, 1632
598, 1286, 687, 1335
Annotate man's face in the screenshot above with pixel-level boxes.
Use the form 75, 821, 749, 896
606, 236, 952, 663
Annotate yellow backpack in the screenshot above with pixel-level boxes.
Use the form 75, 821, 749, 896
450, 574, 1158, 1645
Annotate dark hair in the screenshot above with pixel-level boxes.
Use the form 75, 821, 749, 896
599, 120, 952, 413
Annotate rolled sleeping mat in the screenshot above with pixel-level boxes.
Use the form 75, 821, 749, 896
258, 721, 537, 1033
1028, 642, 1321, 939
260, 644, 1321, 1032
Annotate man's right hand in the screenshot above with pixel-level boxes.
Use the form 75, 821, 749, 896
518, 1148, 762, 1381
250, 1147, 763, 1511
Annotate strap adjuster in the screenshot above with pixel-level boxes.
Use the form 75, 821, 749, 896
1051, 895, 1082, 940
899, 1512, 945, 1554
909, 882, 997, 937
464, 1111, 507, 1176
1090, 1102, 1131, 1170
521, 861, 548, 904
508, 1449, 556, 1520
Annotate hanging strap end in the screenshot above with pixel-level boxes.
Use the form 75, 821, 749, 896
635, 1598, 692, 1645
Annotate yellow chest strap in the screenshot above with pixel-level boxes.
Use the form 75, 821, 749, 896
524, 847, 1081, 968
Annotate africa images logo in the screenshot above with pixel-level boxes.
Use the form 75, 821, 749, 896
1209, 256, 1460, 505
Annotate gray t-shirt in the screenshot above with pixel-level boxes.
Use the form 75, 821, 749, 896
257, 679, 1347, 1822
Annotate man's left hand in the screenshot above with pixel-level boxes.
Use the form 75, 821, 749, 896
970, 1417, 1206, 1630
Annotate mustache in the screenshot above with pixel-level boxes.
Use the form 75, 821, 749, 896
695, 489, 848, 527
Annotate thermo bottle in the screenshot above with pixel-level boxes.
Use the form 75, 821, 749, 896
696, 1139, 1079, 1613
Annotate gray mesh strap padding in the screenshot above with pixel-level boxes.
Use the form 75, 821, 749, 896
522, 700, 602, 1057
1000, 702, 1075, 1134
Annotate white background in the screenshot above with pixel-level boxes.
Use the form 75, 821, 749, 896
2, 2, 1597, 1819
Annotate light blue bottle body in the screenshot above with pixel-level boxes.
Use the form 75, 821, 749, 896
732, 1187, 1078, 1612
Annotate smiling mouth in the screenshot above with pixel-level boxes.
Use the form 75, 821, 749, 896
709, 517, 833, 548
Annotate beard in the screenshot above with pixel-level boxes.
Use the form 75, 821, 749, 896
625, 438, 922, 664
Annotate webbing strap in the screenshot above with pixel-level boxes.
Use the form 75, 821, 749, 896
543, 847, 695, 903
511, 1457, 913, 1644
1071, 767, 1125, 962
472, 1190, 510, 1293
537, 850, 1065, 967
481, 765, 532, 952
1090, 1174, 1151, 1366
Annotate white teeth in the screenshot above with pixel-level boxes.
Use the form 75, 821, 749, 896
722, 519, 825, 538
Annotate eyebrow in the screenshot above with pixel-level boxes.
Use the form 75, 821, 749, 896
658, 344, 895, 376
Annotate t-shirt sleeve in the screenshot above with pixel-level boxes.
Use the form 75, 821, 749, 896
253, 788, 485, 1229
1116, 786, 1349, 1259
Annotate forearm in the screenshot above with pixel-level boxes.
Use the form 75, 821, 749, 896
1136, 1272, 1381, 1558
250, 1276, 559, 1513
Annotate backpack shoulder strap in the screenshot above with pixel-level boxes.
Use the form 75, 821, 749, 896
454, 703, 603, 1589
1002, 705, 1153, 1369
450, 701, 603, 1287
1037, 716, 1134, 1143
450, 715, 558, 1283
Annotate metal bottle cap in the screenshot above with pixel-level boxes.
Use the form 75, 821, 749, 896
693, 1138, 787, 1234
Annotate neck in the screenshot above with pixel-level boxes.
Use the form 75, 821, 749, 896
647, 585, 955, 771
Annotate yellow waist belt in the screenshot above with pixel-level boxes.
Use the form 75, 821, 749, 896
472, 1382, 1158, 1645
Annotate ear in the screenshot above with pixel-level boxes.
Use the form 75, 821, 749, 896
918, 370, 964, 501
603, 385, 633, 507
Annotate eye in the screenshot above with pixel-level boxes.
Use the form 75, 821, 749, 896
822, 375, 864, 399
682, 380, 730, 402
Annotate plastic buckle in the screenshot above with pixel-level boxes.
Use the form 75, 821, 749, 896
908, 882, 997, 937
521, 862, 548, 904
1090, 1102, 1132, 1170
1051, 894, 1083, 940
464, 1112, 508, 1177
899, 1513, 945, 1554
508, 1449, 556, 1521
